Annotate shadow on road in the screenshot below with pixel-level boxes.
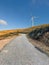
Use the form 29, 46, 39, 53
35, 46, 49, 57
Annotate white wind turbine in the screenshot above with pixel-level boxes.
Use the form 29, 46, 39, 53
31, 16, 38, 26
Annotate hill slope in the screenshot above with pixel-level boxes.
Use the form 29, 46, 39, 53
28, 24, 49, 46
28, 24, 49, 55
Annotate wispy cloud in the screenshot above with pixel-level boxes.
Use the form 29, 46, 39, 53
0, 20, 8, 25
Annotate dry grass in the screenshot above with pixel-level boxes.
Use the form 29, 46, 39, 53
0, 30, 19, 51
0, 24, 49, 35
0, 36, 16, 51
0, 30, 18, 36
0, 30, 19, 40
23, 24, 49, 33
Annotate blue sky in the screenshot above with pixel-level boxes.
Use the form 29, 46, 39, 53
0, 0, 49, 30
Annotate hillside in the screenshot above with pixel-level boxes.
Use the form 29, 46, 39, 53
0, 30, 19, 40
0, 24, 49, 40
28, 24, 49, 45
28, 24, 49, 55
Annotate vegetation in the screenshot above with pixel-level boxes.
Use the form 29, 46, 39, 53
28, 24, 49, 45
28, 24, 49, 55
29, 26, 49, 39
0, 30, 19, 40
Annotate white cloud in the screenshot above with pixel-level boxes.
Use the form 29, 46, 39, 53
0, 20, 8, 25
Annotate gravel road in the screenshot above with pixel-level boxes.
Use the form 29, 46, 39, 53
0, 34, 49, 65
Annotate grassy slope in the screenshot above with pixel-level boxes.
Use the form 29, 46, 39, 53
0, 30, 19, 40
28, 24, 49, 55
0, 24, 49, 39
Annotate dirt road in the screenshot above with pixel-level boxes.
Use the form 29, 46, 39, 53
0, 34, 49, 65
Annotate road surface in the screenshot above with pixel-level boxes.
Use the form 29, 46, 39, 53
0, 34, 49, 65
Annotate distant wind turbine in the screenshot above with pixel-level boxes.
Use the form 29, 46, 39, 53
31, 16, 39, 26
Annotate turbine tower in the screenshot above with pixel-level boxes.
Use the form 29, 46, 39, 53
31, 16, 38, 26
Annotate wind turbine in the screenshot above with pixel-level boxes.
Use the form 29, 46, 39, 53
31, 16, 38, 26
